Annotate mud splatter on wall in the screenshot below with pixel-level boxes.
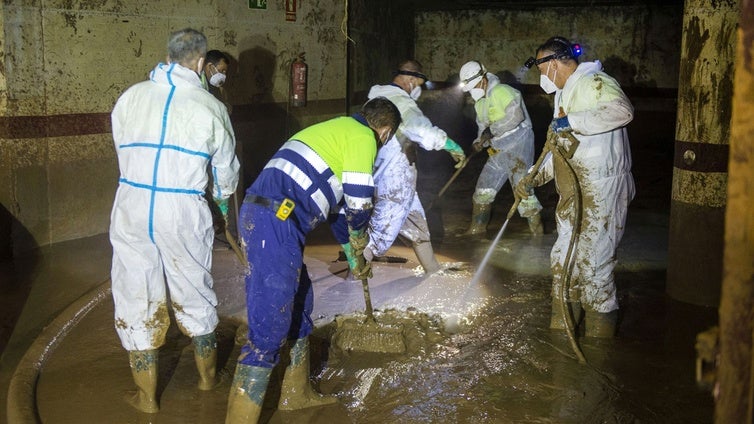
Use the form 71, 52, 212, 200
0, 0, 359, 254
415, 5, 683, 89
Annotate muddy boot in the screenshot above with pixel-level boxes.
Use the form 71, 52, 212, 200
413, 241, 441, 274
462, 202, 491, 236
127, 349, 159, 413
226, 364, 272, 424
278, 337, 337, 410
550, 298, 582, 331
527, 212, 544, 235
585, 310, 618, 338
194, 332, 218, 390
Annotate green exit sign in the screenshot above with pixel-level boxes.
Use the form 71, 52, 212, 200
249, 0, 267, 9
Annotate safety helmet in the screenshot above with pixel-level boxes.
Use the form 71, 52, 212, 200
459, 61, 486, 92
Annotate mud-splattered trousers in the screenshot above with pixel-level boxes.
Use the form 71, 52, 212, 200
356, 84, 450, 255
110, 62, 239, 351
531, 61, 635, 313
238, 116, 376, 368
366, 137, 431, 255
473, 76, 542, 217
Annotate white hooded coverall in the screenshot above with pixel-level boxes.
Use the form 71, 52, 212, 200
110, 62, 240, 351
531, 61, 635, 313
473, 74, 542, 217
365, 84, 448, 256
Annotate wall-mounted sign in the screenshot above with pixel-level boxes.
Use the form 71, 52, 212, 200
249, 0, 267, 9
285, 0, 296, 22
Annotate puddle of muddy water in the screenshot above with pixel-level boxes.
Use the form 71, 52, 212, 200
33, 261, 714, 424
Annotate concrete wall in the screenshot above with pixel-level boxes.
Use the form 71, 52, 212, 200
0, 0, 356, 257
415, 5, 683, 89
411, 3, 684, 241
347, 0, 414, 110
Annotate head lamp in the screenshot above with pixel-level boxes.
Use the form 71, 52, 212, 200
395, 69, 428, 82
524, 54, 556, 69
460, 68, 485, 88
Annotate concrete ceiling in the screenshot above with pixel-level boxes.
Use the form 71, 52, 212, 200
408, 0, 683, 11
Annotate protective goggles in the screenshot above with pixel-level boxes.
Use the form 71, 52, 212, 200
525, 42, 582, 68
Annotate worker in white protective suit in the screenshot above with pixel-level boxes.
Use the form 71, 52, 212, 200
109, 28, 239, 413
516, 36, 635, 338
458, 61, 544, 237
335, 60, 466, 274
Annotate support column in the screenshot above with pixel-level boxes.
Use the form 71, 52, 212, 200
666, 0, 739, 306
716, 3, 754, 422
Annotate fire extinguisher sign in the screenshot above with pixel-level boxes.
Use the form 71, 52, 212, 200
291, 53, 307, 107
285, 0, 296, 21
248, 0, 266, 9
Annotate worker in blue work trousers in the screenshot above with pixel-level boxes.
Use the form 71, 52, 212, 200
225, 97, 401, 423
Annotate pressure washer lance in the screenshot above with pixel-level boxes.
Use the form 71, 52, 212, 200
466, 130, 587, 364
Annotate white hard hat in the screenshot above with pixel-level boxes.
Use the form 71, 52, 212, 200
459, 61, 486, 92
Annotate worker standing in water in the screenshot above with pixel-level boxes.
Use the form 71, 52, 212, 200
109, 28, 239, 413
516, 36, 635, 337
335, 59, 466, 275
225, 97, 401, 423
458, 60, 544, 237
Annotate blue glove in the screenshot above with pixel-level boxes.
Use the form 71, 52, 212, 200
551, 116, 571, 133
214, 197, 229, 219
444, 138, 466, 168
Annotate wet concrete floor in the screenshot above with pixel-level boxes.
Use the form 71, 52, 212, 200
0, 204, 716, 423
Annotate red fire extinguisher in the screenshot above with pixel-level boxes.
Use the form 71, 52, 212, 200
290, 53, 307, 107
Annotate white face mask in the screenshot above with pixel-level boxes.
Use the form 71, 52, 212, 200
209, 72, 226, 87
196, 57, 205, 76
409, 84, 422, 100
377, 128, 392, 147
469, 88, 485, 102
539, 63, 558, 94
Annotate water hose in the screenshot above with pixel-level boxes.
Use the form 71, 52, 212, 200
513, 130, 584, 364
546, 130, 587, 364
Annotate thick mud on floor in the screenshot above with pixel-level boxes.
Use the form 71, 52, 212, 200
27, 212, 715, 423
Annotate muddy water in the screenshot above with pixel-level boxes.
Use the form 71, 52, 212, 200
32, 240, 714, 423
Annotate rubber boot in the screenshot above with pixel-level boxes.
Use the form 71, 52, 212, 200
550, 298, 582, 331
463, 202, 491, 236
413, 241, 441, 274
278, 337, 337, 410
193, 332, 217, 390
527, 212, 544, 235
585, 310, 618, 338
225, 364, 272, 424
127, 349, 159, 413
